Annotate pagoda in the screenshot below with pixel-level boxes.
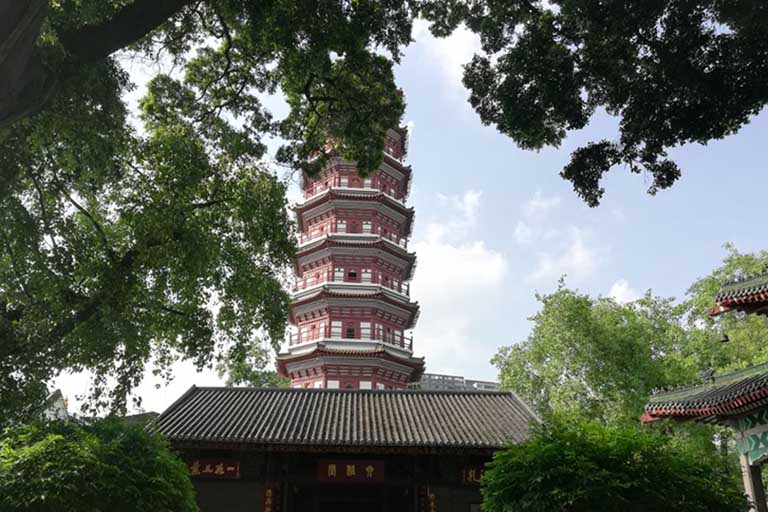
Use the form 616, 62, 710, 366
276, 128, 425, 390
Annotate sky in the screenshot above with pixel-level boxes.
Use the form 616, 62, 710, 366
56, 22, 768, 414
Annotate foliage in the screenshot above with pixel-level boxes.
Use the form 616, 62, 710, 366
0, 0, 416, 419
493, 246, 768, 424
481, 417, 746, 512
216, 341, 289, 388
420, 0, 768, 206
0, 418, 197, 512
492, 280, 690, 423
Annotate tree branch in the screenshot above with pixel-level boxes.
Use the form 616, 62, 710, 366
58, 0, 194, 63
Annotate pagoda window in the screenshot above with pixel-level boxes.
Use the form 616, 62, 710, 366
330, 321, 342, 338
340, 176, 348, 187
359, 381, 372, 390
363, 178, 371, 189
347, 269, 357, 281
376, 383, 385, 390
360, 322, 371, 340
334, 268, 344, 281
361, 269, 372, 283
362, 221, 372, 234
327, 380, 340, 389
336, 220, 346, 233
345, 326, 355, 339
313, 381, 323, 389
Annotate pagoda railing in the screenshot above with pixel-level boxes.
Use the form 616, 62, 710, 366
292, 270, 410, 297
298, 226, 408, 248
288, 327, 413, 351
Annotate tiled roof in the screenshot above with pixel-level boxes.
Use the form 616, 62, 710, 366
715, 272, 768, 301
156, 387, 537, 450
709, 272, 768, 316
643, 361, 768, 422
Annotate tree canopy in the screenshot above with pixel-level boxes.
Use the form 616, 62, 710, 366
481, 417, 746, 512
0, 0, 413, 420
1, 0, 766, 418
493, 246, 768, 424
420, 0, 768, 205
0, 418, 197, 512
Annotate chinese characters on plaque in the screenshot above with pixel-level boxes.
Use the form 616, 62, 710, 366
460, 466, 485, 485
264, 482, 282, 512
317, 460, 384, 483
187, 459, 240, 479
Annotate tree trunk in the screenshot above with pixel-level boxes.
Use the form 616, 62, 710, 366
0, 0, 53, 127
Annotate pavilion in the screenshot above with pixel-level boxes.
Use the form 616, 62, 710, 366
643, 271, 768, 512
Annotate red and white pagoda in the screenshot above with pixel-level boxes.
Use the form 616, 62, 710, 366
276, 128, 425, 390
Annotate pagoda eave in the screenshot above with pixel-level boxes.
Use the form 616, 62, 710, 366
295, 191, 415, 234
295, 238, 417, 277
276, 345, 425, 382
289, 291, 420, 328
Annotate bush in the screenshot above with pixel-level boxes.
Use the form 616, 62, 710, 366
482, 418, 746, 512
0, 418, 197, 512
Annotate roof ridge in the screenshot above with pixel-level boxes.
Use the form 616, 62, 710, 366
650, 360, 768, 400
189, 386, 515, 396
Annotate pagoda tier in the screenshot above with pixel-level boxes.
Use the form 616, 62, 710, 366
277, 128, 425, 390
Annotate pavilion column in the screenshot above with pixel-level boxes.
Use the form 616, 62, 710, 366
740, 453, 768, 512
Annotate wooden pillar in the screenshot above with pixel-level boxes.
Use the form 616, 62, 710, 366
740, 453, 768, 512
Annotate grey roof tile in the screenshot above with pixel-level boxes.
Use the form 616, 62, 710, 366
156, 387, 536, 449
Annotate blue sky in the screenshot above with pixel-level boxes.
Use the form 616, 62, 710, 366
400, 23, 768, 382
56, 23, 768, 413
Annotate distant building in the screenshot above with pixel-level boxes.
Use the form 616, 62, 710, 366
42, 389, 68, 420
410, 373, 499, 392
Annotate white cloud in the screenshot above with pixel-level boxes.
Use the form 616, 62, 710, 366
411, 189, 507, 377
411, 19, 482, 99
609, 279, 640, 304
526, 227, 602, 284
513, 220, 533, 244
524, 191, 561, 216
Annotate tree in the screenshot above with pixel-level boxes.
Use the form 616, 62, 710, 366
481, 417, 746, 512
216, 341, 289, 388
420, 0, 768, 206
0, 418, 197, 512
0, 1, 414, 419
493, 247, 768, 424
492, 281, 691, 424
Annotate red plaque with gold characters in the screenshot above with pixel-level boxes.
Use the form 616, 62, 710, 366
187, 459, 240, 479
317, 460, 384, 483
